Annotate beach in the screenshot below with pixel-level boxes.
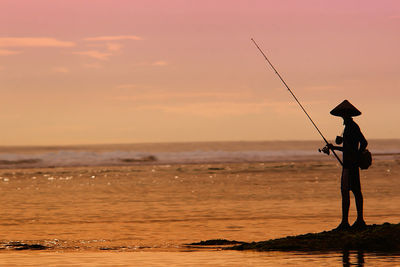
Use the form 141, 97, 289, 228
1, 141, 400, 266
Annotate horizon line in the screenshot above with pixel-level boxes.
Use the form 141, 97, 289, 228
0, 138, 399, 148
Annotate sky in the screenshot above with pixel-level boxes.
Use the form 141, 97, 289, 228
0, 0, 399, 145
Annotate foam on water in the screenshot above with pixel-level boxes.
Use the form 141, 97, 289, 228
0, 140, 399, 168
0, 149, 321, 168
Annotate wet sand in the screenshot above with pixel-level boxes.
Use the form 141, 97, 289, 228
0, 159, 400, 265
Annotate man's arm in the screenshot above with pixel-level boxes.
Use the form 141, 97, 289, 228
328, 144, 343, 152
321, 143, 343, 154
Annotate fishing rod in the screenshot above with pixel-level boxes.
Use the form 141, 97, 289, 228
251, 38, 343, 166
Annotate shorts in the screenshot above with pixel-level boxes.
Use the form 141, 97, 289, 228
341, 167, 361, 192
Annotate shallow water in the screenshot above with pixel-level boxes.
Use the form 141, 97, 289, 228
0, 158, 399, 265
1, 251, 400, 266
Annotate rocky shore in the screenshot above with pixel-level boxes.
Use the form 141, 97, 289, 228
189, 223, 400, 252
228, 223, 400, 252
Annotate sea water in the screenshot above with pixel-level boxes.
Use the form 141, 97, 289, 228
0, 140, 399, 266
1, 140, 400, 168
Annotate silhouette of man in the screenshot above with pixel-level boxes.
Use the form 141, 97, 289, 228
323, 100, 368, 230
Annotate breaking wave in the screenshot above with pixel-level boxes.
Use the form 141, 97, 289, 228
0, 140, 398, 168
0, 149, 324, 168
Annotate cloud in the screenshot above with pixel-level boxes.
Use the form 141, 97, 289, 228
0, 49, 21, 56
84, 35, 143, 41
113, 90, 251, 102
111, 88, 299, 116
73, 50, 112, 60
53, 67, 70, 73
134, 102, 278, 116
106, 43, 123, 51
115, 84, 137, 89
303, 85, 338, 92
86, 42, 123, 51
388, 15, 400, 20
0, 37, 75, 47
83, 63, 103, 69
152, 61, 168, 66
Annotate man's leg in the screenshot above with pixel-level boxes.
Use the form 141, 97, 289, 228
336, 169, 351, 230
352, 189, 366, 228
350, 167, 366, 229
341, 189, 350, 224
353, 190, 363, 220
335, 188, 351, 230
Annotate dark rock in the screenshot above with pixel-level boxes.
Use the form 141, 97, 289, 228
6, 242, 48, 250
187, 239, 245, 246
120, 155, 157, 163
227, 223, 400, 252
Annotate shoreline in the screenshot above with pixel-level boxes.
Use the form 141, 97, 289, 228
2, 222, 400, 253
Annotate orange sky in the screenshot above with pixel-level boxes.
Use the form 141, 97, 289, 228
0, 0, 399, 145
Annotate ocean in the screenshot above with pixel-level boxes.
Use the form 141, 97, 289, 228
1, 139, 400, 168
0, 140, 400, 266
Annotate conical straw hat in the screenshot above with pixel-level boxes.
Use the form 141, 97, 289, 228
330, 100, 361, 117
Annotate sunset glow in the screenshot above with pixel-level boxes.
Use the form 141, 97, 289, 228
1, 0, 399, 145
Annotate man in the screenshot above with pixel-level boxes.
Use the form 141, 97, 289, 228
323, 100, 368, 230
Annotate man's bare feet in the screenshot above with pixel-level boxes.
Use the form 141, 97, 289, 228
351, 219, 366, 230
334, 221, 351, 231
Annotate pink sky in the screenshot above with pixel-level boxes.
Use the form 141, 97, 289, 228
0, 0, 399, 145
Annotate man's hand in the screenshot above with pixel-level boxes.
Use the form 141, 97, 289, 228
321, 144, 333, 155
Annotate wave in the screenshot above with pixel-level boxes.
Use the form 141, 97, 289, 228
0, 145, 398, 169
0, 159, 42, 165
0, 149, 321, 168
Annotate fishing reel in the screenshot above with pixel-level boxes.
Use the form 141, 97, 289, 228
319, 145, 330, 155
